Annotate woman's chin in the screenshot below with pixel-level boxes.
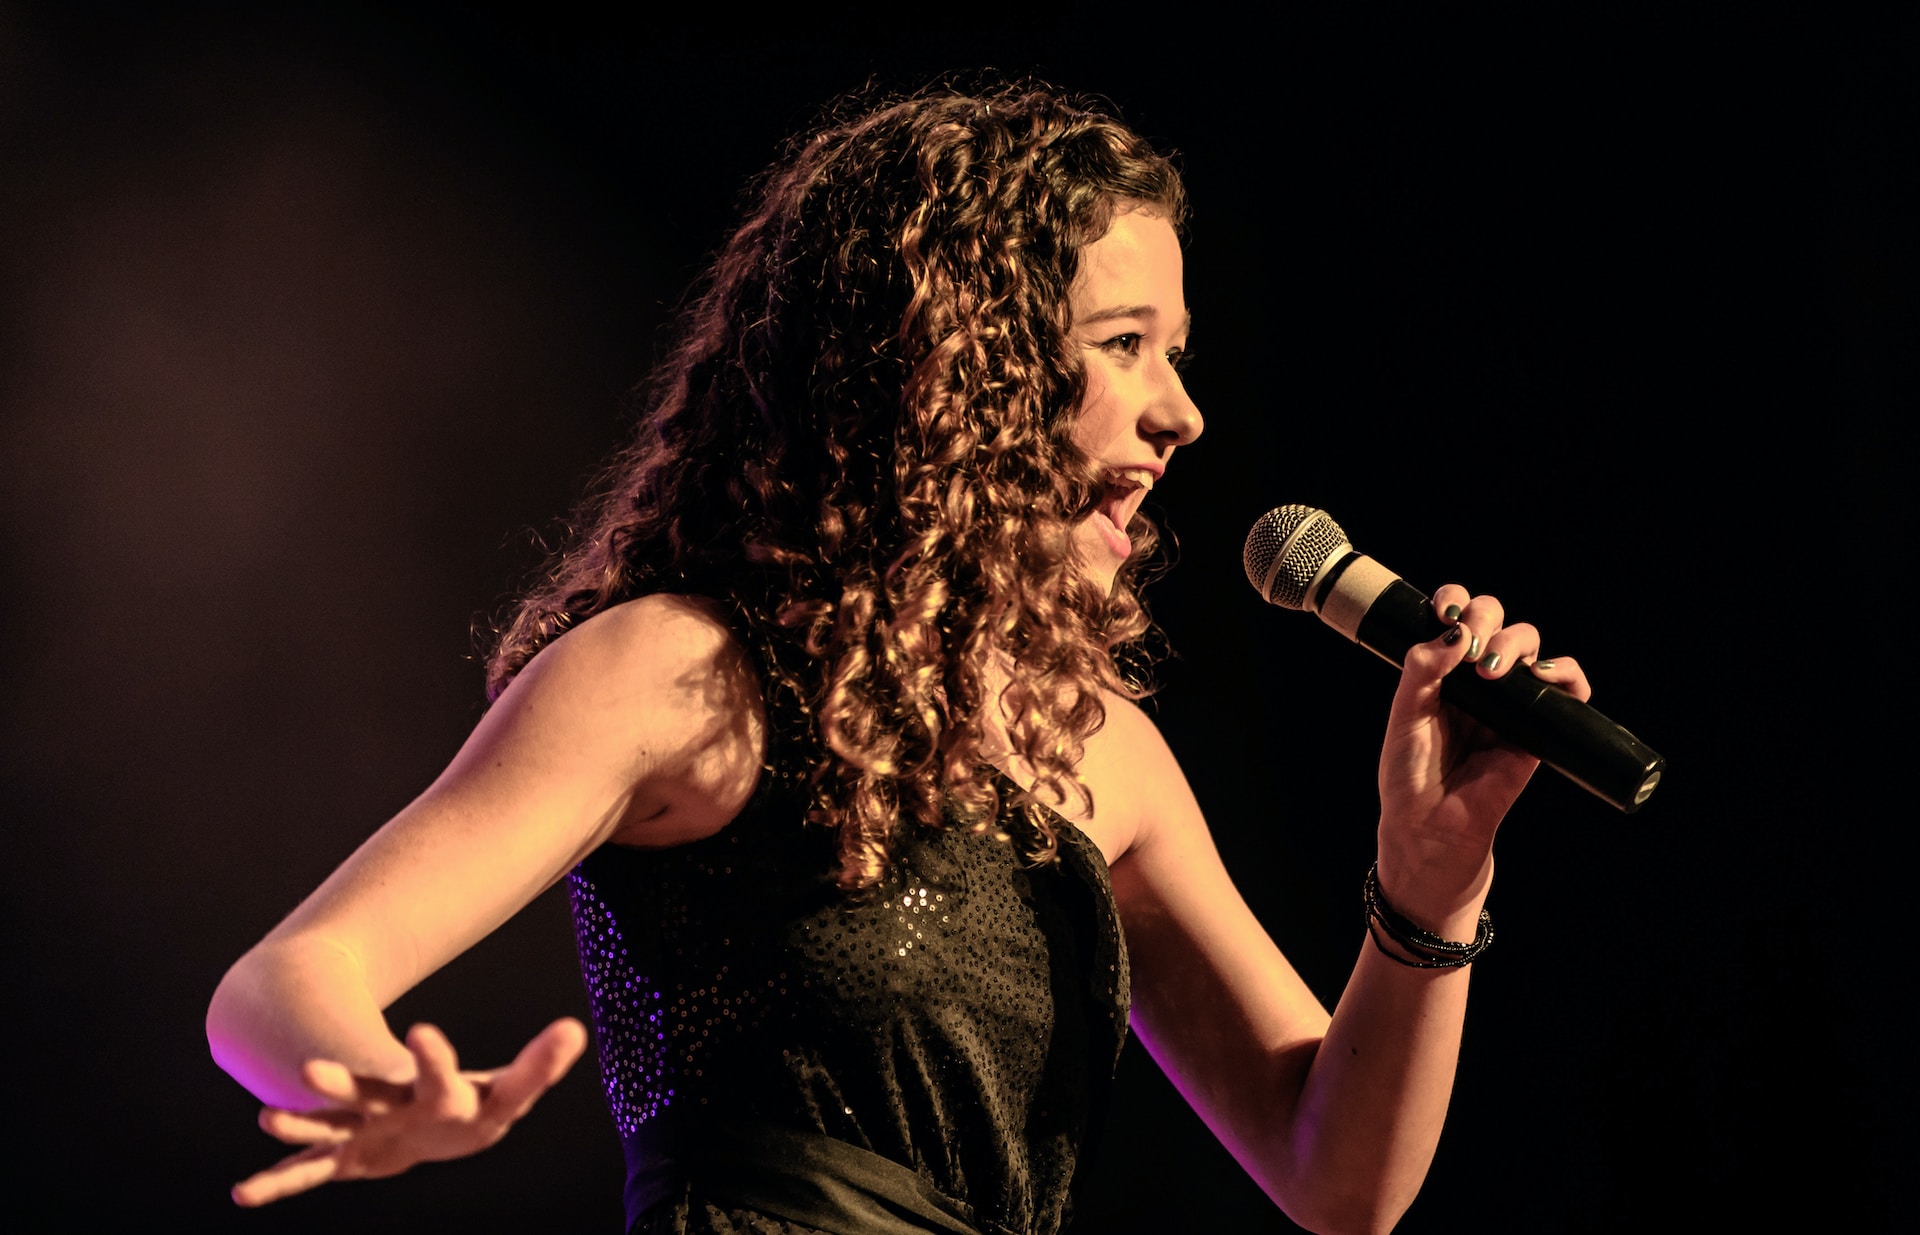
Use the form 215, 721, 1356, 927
1070, 539, 1125, 597
1090, 510, 1134, 560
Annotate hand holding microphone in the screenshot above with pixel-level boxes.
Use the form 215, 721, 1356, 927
1244, 505, 1665, 813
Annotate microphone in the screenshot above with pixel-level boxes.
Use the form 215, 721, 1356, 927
1243, 505, 1665, 812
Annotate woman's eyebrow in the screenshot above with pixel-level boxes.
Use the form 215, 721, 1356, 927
1076, 303, 1157, 325
1076, 305, 1194, 333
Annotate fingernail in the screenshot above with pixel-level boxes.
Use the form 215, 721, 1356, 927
1533, 658, 1556, 672
1443, 625, 1463, 647
1465, 633, 1481, 660
1442, 604, 1462, 623
1481, 651, 1502, 673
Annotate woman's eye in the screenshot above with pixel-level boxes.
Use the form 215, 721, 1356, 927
1167, 346, 1192, 372
1101, 333, 1143, 356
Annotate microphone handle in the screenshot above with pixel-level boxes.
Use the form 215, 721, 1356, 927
1353, 579, 1666, 813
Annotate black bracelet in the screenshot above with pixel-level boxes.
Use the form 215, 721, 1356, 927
1363, 862, 1493, 969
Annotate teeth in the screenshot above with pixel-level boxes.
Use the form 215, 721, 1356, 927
1114, 468, 1156, 490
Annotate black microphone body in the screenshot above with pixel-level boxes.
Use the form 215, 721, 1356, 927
1247, 506, 1665, 813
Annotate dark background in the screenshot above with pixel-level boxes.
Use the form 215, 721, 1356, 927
2, 3, 1911, 1230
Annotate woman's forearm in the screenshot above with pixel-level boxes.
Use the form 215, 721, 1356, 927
1276, 881, 1489, 1235
207, 935, 417, 1110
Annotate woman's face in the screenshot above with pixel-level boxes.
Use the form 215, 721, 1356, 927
1068, 209, 1204, 593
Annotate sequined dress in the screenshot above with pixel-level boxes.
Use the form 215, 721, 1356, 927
568, 770, 1130, 1235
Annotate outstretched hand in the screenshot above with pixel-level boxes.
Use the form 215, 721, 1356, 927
1374, 584, 1592, 928
232, 1017, 588, 1207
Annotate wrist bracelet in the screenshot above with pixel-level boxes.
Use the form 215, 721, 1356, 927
1363, 862, 1493, 969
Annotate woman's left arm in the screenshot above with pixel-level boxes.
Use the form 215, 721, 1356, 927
1104, 585, 1587, 1235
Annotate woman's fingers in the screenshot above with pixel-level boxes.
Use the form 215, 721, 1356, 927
1416, 588, 1593, 726
238, 1021, 587, 1206
300, 1058, 356, 1101
301, 1057, 409, 1114
1453, 595, 1505, 665
231, 1143, 343, 1207
483, 1018, 589, 1127
406, 1023, 477, 1120
1424, 584, 1506, 673
1527, 653, 1591, 702
1430, 588, 1589, 698
1429, 582, 1472, 623
1401, 615, 1472, 690
258, 1105, 358, 1145
1475, 622, 1540, 678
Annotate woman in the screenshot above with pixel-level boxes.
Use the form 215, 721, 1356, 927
208, 81, 1587, 1234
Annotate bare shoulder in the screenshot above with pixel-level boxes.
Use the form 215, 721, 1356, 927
1074, 691, 1200, 869
476, 593, 767, 848
1087, 692, 1257, 931
506, 593, 748, 704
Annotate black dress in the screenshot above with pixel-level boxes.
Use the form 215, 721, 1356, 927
568, 768, 1130, 1235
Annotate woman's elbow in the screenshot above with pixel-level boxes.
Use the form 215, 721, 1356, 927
204, 944, 338, 1108
206, 954, 274, 1094
1276, 1191, 1414, 1235
1264, 1156, 1421, 1235
1285, 1176, 1425, 1235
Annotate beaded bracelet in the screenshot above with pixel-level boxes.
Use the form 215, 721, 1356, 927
1363, 862, 1493, 969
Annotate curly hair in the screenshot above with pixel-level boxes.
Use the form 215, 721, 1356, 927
486, 79, 1187, 887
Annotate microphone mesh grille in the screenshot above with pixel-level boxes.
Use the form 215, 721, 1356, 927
1242, 505, 1349, 609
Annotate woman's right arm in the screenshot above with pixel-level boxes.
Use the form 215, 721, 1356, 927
206, 594, 764, 1196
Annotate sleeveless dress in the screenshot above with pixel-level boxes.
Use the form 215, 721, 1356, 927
567, 767, 1130, 1235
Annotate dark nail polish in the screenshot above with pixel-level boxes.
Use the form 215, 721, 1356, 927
1443, 626, 1463, 647
1442, 604, 1462, 623
1481, 651, 1502, 673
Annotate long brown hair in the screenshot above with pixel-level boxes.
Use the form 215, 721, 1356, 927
487, 80, 1186, 886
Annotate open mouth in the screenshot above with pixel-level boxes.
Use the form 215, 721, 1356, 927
1090, 467, 1157, 558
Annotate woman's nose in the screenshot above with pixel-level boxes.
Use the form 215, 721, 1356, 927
1142, 370, 1203, 446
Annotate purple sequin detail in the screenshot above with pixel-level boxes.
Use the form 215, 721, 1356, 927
570, 871, 672, 1134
